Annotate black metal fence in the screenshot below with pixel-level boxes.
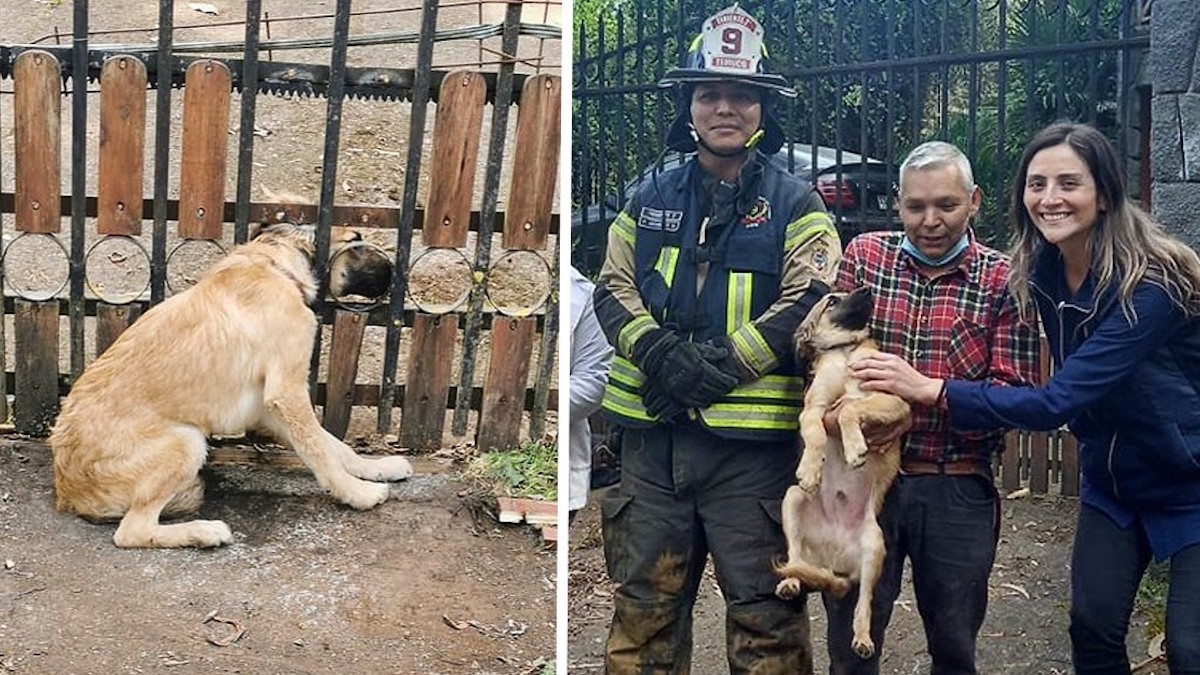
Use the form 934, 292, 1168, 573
572, 0, 1152, 274
0, 0, 562, 450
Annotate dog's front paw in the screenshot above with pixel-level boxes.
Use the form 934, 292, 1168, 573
191, 520, 234, 548
796, 462, 822, 492
337, 480, 390, 510
845, 448, 869, 470
774, 578, 803, 600
851, 634, 876, 660
355, 455, 414, 482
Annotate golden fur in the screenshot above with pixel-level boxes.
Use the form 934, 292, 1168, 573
773, 289, 912, 659
50, 223, 410, 549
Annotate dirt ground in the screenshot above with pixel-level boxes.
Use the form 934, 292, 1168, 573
567, 485, 1164, 674
0, 439, 556, 675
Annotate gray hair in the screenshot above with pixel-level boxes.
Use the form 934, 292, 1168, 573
899, 141, 975, 195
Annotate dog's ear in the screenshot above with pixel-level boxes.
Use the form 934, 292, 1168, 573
794, 321, 815, 365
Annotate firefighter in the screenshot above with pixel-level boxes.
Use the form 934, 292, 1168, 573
592, 5, 841, 672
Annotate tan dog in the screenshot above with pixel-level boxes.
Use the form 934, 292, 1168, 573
773, 287, 911, 658
50, 222, 411, 549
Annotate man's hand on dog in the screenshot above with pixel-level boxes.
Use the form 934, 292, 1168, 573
849, 353, 944, 407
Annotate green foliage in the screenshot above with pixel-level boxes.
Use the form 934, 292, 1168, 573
466, 441, 558, 502
1134, 561, 1168, 638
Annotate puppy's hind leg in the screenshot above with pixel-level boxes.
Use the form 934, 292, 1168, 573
112, 428, 232, 549
850, 517, 888, 659
319, 428, 413, 482
774, 486, 852, 599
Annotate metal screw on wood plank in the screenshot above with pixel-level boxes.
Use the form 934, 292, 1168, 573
30, 202, 40, 211
196, 207, 206, 219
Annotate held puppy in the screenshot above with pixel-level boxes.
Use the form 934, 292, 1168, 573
50, 222, 411, 549
773, 287, 911, 658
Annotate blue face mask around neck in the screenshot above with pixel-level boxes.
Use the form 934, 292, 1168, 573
900, 232, 970, 267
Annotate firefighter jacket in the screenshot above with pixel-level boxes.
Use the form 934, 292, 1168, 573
593, 151, 840, 441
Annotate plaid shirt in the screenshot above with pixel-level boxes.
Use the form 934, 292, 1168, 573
836, 232, 1040, 464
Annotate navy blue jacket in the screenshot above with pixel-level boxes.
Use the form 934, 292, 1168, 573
946, 246, 1200, 559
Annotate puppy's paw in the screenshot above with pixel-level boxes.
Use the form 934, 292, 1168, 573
796, 463, 822, 493
354, 455, 414, 482
774, 578, 803, 600
845, 450, 868, 470
190, 520, 233, 548
337, 480, 390, 510
851, 635, 876, 660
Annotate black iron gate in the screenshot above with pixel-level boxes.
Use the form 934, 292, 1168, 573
572, 0, 1152, 275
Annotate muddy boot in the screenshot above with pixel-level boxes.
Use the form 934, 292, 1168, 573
606, 594, 693, 675
726, 601, 813, 675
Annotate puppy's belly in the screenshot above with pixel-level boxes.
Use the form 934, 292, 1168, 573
796, 441, 883, 575
202, 388, 265, 437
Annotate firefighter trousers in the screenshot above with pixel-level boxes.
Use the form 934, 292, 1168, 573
602, 421, 812, 674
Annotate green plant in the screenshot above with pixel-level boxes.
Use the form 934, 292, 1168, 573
1134, 560, 1168, 638
466, 441, 558, 502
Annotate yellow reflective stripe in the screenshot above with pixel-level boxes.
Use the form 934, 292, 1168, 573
655, 246, 680, 288
608, 355, 646, 387
699, 403, 800, 430
726, 272, 753, 333
602, 383, 654, 422
729, 323, 778, 375
785, 212, 835, 251
725, 374, 805, 400
611, 212, 636, 246
617, 316, 658, 358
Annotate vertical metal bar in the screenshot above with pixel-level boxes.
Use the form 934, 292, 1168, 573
597, 19, 609, 203
308, 0, 353, 395
615, 12, 627, 196
939, 0, 949, 138
151, 0, 174, 305
1055, 0, 1066, 117
635, 7, 646, 170
858, 0, 869, 227
655, 0, 665, 143
1025, 0, 1037, 134
69, 0, 88, 380
968, 0, 979, 164
885, 0, 895, 211
450, 0, 521, 436
1086, 0, 1100, 125
1116, 0, 1130, 177
911, 0, 922, 141
233, 0, 262, 245
528, 238, 559, 441
809, 0, 819, 173
834, 0, 844, 227
378, 0, 439, 432
996, 0, 1009, 225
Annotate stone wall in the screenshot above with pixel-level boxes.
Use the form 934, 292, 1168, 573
1152, 0, 1200, 246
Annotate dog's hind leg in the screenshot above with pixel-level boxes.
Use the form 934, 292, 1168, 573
260, 388, 390, 510
850, 518, 888, 659
318, 428, 413, 482
111, 428, 232, 549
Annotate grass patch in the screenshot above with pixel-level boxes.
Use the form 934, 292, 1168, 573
1134, 560, 1168, 638
465, 441, 557, 502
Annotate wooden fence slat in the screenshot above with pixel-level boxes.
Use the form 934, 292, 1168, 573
98, 55, 147, 236
96, 302, 142, 357
1029, 430, 1050, 494
322, 310, 367, 439
178, 60, 231, 240
1060, 431, 1080, 497
400, 313, 458, 450
501, 75, 560, 251
1001, 431, 1021, 492
14, 300, 59, 436
477, 317, 536, 451
425, 70, 486, 248
13, 50, 62, 234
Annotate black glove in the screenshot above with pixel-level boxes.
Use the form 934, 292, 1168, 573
632, 328, 739, 409
700, 336, 753, 385
640, 381, 686, 423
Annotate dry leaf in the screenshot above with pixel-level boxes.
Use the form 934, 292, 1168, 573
999, 582, 1030, 600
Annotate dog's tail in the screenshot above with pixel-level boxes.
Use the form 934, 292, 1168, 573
772, 559, 855, 599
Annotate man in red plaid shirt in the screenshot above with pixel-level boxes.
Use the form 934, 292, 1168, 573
821, 141, 1040, 675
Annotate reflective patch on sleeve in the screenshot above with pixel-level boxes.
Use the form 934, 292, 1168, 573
611, 212, 636, 245
729, 322, 778, 375
617, 314, 658, 358
785, 212, 835, 251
